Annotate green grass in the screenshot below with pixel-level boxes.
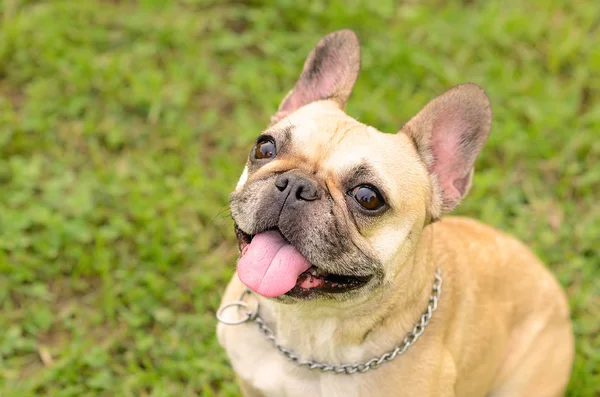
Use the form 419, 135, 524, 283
0, 0, 598, 395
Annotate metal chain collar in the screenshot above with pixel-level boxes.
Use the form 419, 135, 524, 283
217, 268, 442, 375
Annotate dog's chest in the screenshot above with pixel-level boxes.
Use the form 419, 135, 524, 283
218, 321, 362, 397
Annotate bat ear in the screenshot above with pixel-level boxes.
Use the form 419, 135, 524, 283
400, 83, 492, 218
270, 29, 361, 126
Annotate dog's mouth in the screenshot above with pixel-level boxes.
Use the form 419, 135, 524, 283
234, 223, 253, 252
234, 224, 371, 298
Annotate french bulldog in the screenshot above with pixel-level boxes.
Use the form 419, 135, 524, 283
217, 30, 574, 397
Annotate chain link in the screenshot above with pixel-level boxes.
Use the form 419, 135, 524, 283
250, 268, 442, 374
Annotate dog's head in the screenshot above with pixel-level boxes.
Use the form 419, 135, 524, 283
230, 30, 491, 303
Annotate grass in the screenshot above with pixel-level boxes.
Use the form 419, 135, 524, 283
0, 0, 598, 395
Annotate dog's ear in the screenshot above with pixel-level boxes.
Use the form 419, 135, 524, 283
270, 29, 361, 125
400, 83, 492, 218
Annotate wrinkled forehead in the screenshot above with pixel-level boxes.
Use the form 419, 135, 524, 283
270, 102, 426, 197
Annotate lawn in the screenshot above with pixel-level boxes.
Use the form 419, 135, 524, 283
0, 0, 598, 396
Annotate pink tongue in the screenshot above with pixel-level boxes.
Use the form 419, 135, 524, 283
237, 230, 311, 297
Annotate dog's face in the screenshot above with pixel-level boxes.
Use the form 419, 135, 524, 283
230, 30, 491, 304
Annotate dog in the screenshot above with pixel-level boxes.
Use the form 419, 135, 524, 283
216, 30, 574, 397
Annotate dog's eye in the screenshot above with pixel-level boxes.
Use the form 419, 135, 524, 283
350, 185, 385, 211
254, 138, 276, 160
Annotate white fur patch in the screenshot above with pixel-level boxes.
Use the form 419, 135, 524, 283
236, 166, 249, 190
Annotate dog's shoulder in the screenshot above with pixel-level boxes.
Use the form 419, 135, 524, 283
433, 216, 569, 318
433, 216, 542, 262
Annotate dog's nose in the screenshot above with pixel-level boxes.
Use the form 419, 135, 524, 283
275, 172, 320, 201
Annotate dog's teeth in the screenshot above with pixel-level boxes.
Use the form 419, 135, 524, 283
316, 268, 328, 277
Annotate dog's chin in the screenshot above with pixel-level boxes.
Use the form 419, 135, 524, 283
234, 223, 373, 301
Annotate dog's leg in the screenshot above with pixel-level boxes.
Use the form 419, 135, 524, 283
488, 314, 574, 397
237, 375, 265, 397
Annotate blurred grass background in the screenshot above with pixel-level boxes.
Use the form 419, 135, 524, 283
0, 0, 598, 396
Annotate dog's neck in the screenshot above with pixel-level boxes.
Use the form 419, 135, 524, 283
256, 228, 437, 365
